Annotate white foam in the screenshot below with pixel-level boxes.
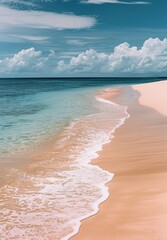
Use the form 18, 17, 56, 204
63, 97, 130, 240
96, 96, 117, 105
0, 93, 129, 240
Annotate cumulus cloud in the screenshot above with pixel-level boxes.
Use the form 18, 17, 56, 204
57, 38, 167, 74
0, 38, 167, 76
0, 48, 42, 72
0, 6, 96, 30
0, 47, 60, 75
81, 0, 149, 4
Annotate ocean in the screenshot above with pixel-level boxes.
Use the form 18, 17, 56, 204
0, 77, 161, 239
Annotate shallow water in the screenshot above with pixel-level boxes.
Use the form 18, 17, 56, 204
0, 78, 159, 239
0, 78, 159, 158
0, 79, 102, 158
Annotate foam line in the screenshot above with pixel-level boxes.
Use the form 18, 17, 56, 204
64, 95, 130, 240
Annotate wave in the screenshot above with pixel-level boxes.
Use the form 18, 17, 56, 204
0, 92, 129, 240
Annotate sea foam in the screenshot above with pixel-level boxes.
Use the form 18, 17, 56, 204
0, 94, 129, 240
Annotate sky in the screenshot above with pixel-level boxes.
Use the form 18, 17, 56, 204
0, 0, 166, 77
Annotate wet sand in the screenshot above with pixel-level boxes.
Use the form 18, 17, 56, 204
72, 81, 167, 240
0, 84, 127, 240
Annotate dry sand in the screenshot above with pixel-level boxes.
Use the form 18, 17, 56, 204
72, 81, 167, 240
133, 80, 167, 116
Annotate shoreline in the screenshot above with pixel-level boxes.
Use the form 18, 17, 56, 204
0, 84, 129, 240
69, 86, 129, 240
65, 87, 129, 240
1, 80, 166, 240
72, 81, 167, 240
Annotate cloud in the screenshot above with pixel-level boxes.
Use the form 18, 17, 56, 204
0, 0, 37, 7
81, 0, 149, 4
0, 0, 61, 7
0, 6, 96, 30
59, 51, 83, 59
56, 38, 167, 74
67, 39, 87, 46
0, 48, 42, 72
0, 38, 167, 76
10, 35, 50, 41
0, 47, 59, 74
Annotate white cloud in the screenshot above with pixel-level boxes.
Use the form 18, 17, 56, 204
48, 50, 56, 57
0, 47, 58, 74
0, 6, 96, 30
67, 39, 87, 46
10, 35, 50, 41
0, 48, 42, 71
57, 38, 167, 74
82, 0, 149, 4
0, 38, 167, 76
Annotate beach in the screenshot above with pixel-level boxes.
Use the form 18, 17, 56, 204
72, 80, 167, 240
0, 79, 166, 240
0, 78, 129, 240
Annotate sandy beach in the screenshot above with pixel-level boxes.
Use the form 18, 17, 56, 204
72, 80, 167, 240
133, 81, 167, 116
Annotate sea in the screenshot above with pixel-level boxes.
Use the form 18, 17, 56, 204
0, 77, 161, 240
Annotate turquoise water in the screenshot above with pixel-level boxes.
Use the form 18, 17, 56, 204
0, 79, 101, 156
0, 77, 162, 240
0, 77, 160, 157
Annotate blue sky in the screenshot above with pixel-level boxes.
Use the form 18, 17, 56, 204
0, 0, 166, 77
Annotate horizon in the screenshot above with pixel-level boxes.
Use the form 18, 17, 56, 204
0, 76, 166, 79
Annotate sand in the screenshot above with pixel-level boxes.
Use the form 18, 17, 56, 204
133, 80, 167, 116
72, 81, 167, 240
